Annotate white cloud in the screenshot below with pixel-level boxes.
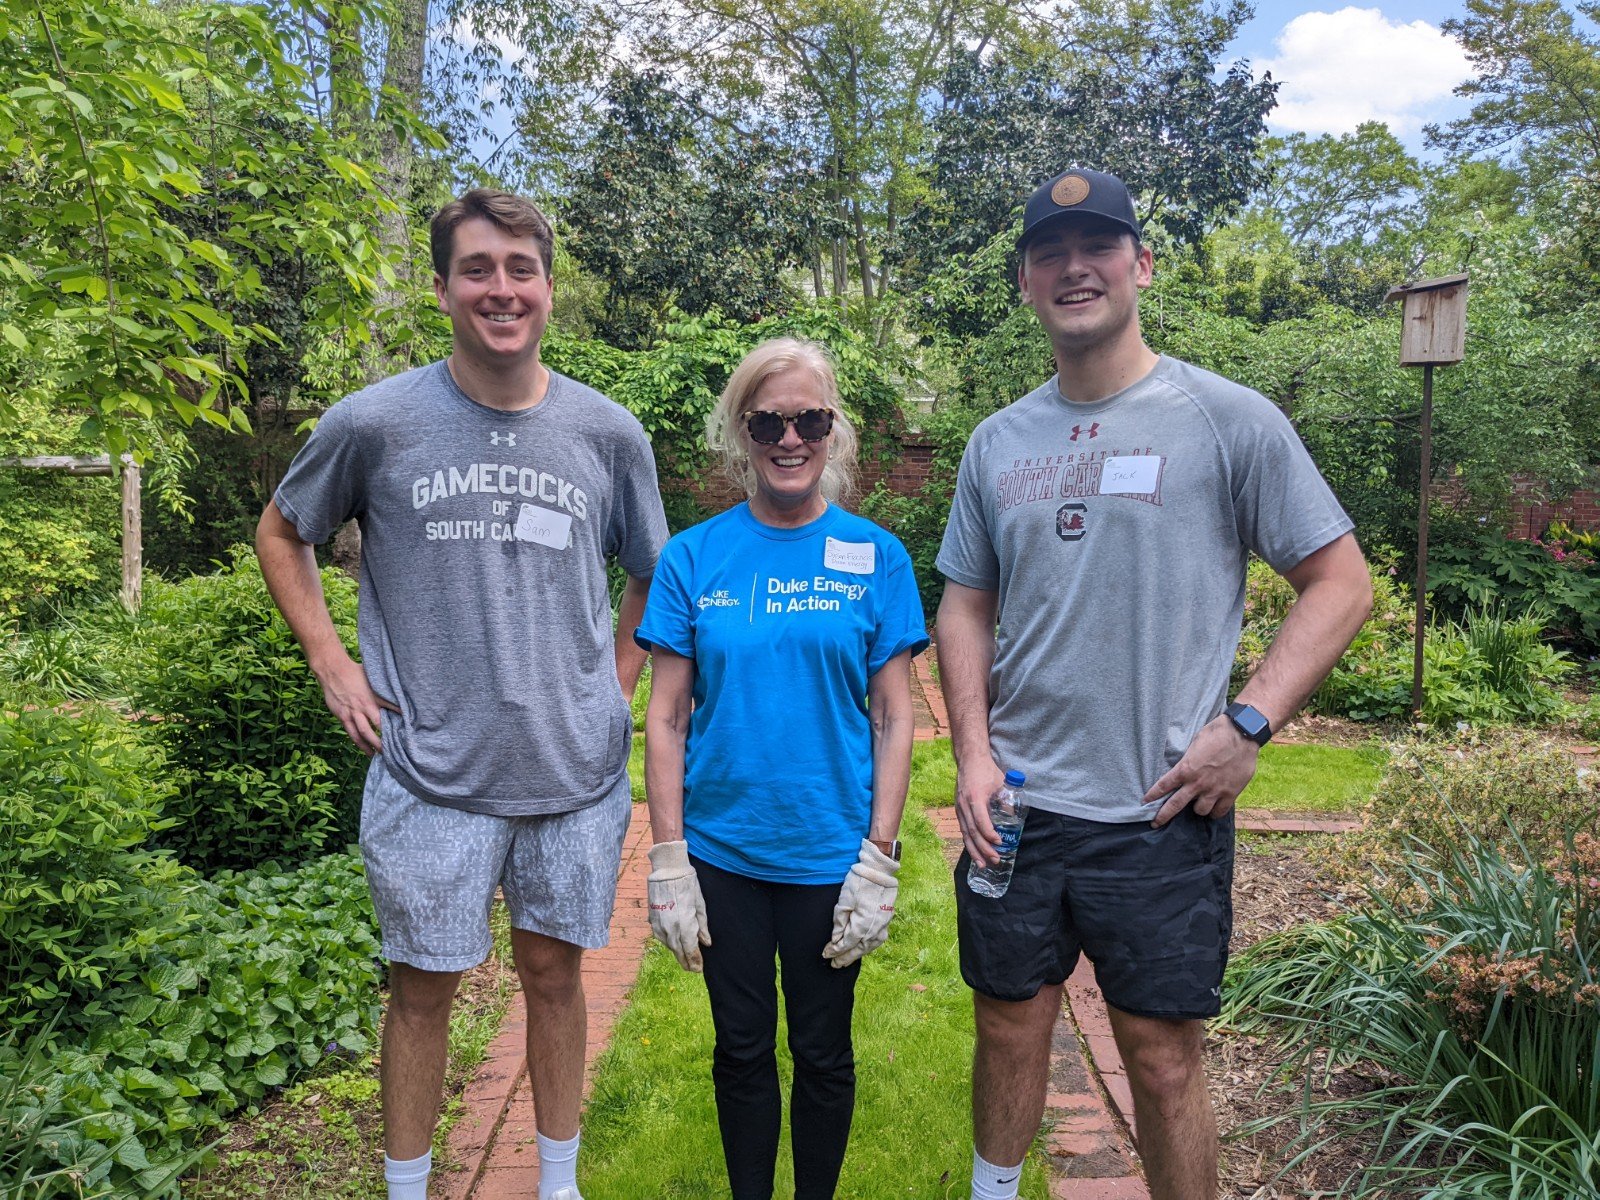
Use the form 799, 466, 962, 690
1258, 7, 1471, 136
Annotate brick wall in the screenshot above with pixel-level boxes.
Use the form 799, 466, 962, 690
1438, 475, 1600, 541
673, 435, 940, 515
1503, 480, 1600, 540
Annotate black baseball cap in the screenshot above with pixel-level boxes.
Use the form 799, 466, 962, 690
1017, 168, 1141, 252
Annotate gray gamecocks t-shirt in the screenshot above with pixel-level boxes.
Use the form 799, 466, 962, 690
275, 362, 668, 816
936, 355, 1353, 824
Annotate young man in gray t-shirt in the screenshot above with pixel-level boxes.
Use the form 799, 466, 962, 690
257, 189, 667, 1200
935, 169, 1373, 1200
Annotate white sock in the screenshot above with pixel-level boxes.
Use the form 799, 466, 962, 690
537, 1130, 580, 1200
384, 1150, 430, 1200
971, 1148, 1023, 1200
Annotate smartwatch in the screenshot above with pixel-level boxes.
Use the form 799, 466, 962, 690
1224, 702, 1272, 747
868, 838, 902, 861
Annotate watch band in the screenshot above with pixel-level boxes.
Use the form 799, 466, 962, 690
869, 838, 902, 861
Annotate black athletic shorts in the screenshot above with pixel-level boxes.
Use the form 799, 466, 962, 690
954, 806, 1235, 1019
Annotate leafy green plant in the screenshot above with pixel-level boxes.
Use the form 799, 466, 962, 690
1416, 603, 1574, 727
0, 601, 136, 702
1, 1014, 123, 1200
1429, 532, 1600, 652
1236, 555, 1415, 721
0, 698, 194, 1038
1247, 553, 1577, 726
1223, 822, 1600, 1198
126, 548, 366, 872
17, 854, 382, 1195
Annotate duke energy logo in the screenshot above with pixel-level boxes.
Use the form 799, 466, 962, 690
697, 589, 740, 610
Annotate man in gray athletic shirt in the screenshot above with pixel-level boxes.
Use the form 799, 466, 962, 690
936, 169, 1373, 1200
257, 189, 667, 1200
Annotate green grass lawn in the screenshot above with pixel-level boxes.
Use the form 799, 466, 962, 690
579, 797, 1051, 1199
906, 738, 1385, 815
1238, 741, 1387, 813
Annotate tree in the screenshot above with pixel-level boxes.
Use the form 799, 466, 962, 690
0, 0, 397, 456
1429, 0, 1600, 180
1257, 124, 1423, 248
613, 0, 1020, 306
559, 70, 817, 347
899, 0, 1276, 305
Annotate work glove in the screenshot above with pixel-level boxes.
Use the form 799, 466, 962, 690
647, 840, 711, 972
823, 839, 900, 968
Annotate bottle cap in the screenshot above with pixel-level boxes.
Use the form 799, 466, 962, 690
1004, 770, 1026, 787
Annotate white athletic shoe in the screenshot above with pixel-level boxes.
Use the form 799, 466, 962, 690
546, 1191, 583, 1200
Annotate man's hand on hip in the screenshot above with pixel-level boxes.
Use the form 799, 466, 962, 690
1142, 714, 1260, 828
955, 757, 1006, 867
315, 650, 396, 756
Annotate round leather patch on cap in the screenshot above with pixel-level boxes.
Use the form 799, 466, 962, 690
1050, 174, 1091, 206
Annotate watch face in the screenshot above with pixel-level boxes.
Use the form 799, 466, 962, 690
1228, 703, 1270, 743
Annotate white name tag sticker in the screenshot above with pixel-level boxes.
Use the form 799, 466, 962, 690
824, 537, 876, 574
514, 503, 572, 548
1098, 455, 1162, 496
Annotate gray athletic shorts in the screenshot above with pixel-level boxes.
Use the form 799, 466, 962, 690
358, 756, 633, 972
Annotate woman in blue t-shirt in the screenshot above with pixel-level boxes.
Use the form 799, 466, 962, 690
635, 337, 928, 1200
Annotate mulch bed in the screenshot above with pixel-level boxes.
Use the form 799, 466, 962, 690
1212, 834, 1383, 1198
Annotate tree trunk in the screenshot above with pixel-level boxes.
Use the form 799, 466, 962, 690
851, 192, 873, 303
881, 193, 897, 296
367, 0, 429, 384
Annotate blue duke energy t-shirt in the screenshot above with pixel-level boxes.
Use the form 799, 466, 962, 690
636, 503, 928, 884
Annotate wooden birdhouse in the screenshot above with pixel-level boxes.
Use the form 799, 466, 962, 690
1383, 274, 1468, 366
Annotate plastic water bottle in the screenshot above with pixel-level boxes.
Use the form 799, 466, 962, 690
966, 770, 1028, 898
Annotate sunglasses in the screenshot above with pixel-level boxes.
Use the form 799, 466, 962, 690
742, 408, 835, 445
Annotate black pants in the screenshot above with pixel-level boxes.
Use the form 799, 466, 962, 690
694, 857, 862, 1200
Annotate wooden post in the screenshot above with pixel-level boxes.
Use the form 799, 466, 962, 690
121, 459, 142, 612
1384, 275, 1468, 718
1412, 365, 1432, 715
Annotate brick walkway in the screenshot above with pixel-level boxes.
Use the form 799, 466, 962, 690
437, 654, 1356, 1198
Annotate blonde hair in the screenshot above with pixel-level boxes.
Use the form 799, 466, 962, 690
706, 337, 859, 504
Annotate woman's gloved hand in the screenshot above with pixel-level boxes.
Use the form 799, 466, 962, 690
823, 839, 900, 968
647, 840, 712, 972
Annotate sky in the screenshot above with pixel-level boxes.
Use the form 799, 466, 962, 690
1226, 1, 1475, 152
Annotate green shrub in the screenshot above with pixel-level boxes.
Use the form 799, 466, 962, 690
1429, 531, 1600, 652
1418, 602, 1574, 727
6, 854, 382, 1197
1322, 731, 1599, 889
0, 393, 122, 623
1235, 556, 1414, 720
1223, 824, 1600, 1199
1238, 557, 1576, 726
127, 548, 367, 872
0, 699, 194, 1039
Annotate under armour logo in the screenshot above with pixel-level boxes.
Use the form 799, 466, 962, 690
490, 432, 516, 447
1070, 423, 1099, 441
